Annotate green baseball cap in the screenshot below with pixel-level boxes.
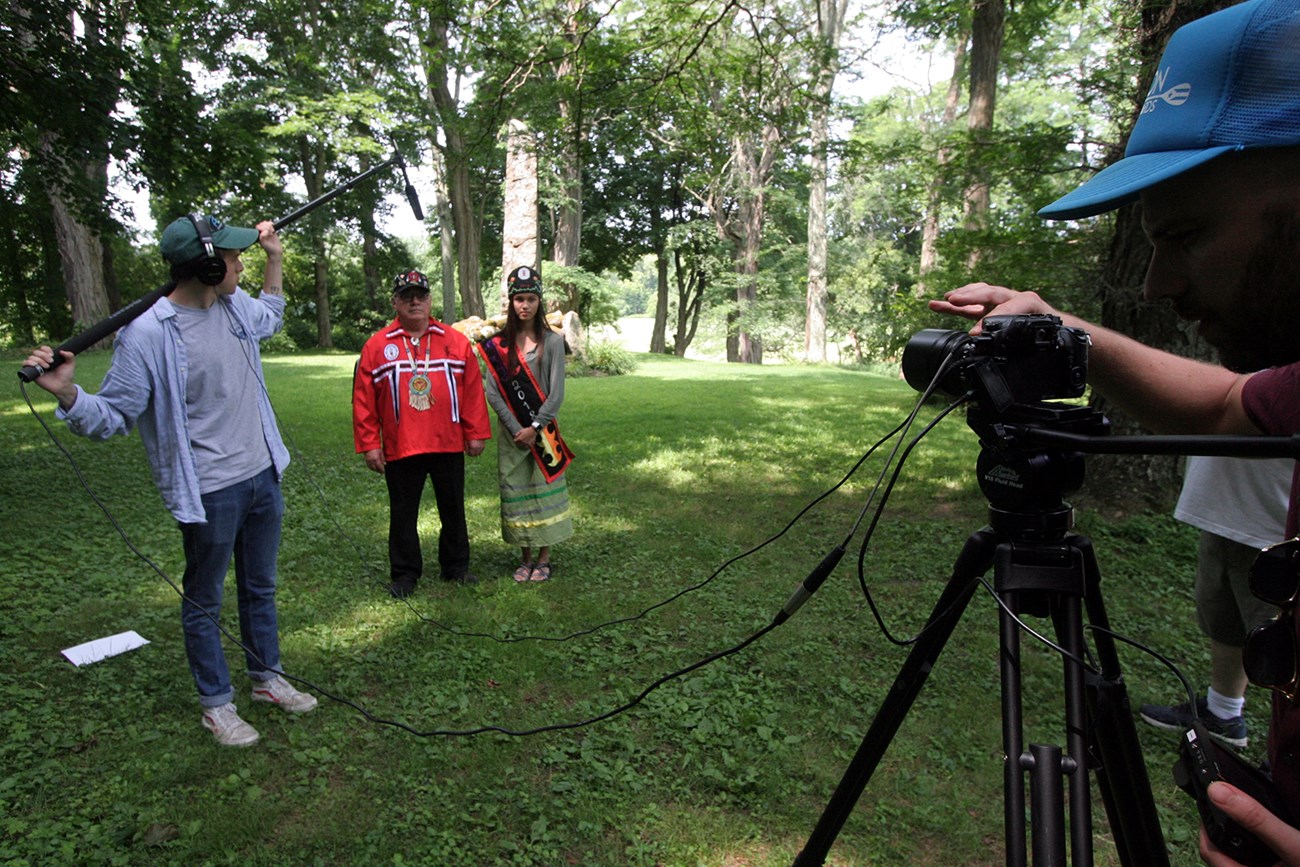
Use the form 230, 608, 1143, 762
160, 214, 260, 265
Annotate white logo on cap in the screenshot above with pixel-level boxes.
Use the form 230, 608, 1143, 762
384, 344, 399, 361
1142, 67, 1192, 114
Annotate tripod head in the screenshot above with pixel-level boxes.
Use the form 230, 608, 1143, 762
966, 401, 1109, 541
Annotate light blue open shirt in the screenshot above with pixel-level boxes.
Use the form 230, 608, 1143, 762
57, 288, 290, 524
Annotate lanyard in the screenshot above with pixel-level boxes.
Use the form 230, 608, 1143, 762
402, 330, 433, 411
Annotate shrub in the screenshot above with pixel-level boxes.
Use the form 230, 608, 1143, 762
572, 339, 636, 377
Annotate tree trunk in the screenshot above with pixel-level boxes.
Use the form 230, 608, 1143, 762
805, 103, 830, 362
731, 196, 763, 364
314, 255, 332, 348
652, 249, 669, 353
362, 224, 379, 306
301, 139, 333, 348
552, 138, 583, 313
650, 196, 668, 354
422, 9, 484, 319
719, 128, 778, 365
24, 0, 126, 345
431, 149, 458, 323
674, 246, 704, 357
501, 119, 539, 315
916, 39, 966, 298
553, 143, 582, 271
47, 183, 110, 333
962, 0, 1004, 271
550, 0, 585, 313
1083, 0, 1237, 514
357, 152, 380, 306
443, 131, 484, 319
803, 0, 849, 363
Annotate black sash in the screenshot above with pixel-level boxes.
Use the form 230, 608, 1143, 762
477, 336, 573, 482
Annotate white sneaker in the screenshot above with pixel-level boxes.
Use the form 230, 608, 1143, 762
202, 702, 260, 747
250, 673, 318, 713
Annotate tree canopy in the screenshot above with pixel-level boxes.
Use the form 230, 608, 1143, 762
3, 0, 1150, 355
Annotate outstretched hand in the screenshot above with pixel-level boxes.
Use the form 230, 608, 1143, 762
929, 283, 1058, 333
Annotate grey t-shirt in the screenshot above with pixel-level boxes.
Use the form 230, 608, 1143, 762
173, 302, 272, 493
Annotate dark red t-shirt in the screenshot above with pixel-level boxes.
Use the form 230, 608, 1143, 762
1241, 365, 1300, 813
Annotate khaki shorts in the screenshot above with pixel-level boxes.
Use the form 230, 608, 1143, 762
1194, 530, 1283, 646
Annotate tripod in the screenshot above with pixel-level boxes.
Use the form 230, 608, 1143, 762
796, 404, 1169, 866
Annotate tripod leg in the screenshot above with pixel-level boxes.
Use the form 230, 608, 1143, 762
998, 546, 1093, 867
1055, 591, 1095, 865
794, 528, 1000, 867
999, 589, 1029, 867
1076, 535, 1171, 867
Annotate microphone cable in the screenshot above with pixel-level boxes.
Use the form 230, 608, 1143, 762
17, 310, 945, 738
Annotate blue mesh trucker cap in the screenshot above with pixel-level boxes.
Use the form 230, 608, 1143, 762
1039, 0, 1300, 221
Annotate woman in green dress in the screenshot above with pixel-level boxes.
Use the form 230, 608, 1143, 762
478, 266, 574, 582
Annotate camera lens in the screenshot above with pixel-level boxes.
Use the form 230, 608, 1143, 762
902, 329, 972, 395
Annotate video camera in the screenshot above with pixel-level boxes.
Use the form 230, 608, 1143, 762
902, 314, 1100, 514
902, 314, 1090, 412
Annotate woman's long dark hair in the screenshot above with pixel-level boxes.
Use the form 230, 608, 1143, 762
499, 294, 552, 373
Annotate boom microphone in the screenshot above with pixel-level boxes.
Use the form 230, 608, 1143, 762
18, 282, 175, 383
395, 150, 425, 223
19, 146, 421, 383
405, 182, 424, 223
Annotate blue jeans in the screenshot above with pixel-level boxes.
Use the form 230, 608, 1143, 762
178, 465, 284, 708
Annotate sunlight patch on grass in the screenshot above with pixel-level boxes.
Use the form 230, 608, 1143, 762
632, 435, 756, 485
3, 399, 58, 419
629, 450, 701, 487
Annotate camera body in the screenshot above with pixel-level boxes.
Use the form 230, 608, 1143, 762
903, 314, 1090, 410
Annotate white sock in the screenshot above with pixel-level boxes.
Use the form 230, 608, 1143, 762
1206, 687, 1245, 721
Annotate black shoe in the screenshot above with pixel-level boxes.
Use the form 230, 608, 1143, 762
1139, 696, 1248, 748
442, 572, 479, 586
387, 578, 416, 599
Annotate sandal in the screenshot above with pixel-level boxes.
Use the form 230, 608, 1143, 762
529, 562, 552, 582
513, 562, 534, 583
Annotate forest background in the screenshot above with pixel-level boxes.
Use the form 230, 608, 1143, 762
3, 0, 1236, 506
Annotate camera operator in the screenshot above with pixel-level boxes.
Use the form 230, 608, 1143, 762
930, 1, 1300, 864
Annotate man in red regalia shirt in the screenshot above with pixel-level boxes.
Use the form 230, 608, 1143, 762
353, 270, 492, 598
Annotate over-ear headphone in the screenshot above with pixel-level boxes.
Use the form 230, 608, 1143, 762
187, 213, 228, 286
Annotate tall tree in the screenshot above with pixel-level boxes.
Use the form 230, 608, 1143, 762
550, 0, 588, 273
803, 0, 851, 363
413, 0, 489, 319
960, 0, 1004, 270
916, 41, 965, 297
1084, 0, 1238, 512
6, 0, 132, 340
672, 0, 804, 364
429, 148, 459, 322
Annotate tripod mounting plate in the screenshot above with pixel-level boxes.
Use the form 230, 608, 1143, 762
968, 402, 1108, 514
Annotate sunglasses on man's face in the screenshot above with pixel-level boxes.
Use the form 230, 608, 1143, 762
1243, 538, 1300, 703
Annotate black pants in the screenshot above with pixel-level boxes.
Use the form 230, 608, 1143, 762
384, 452, 470, 583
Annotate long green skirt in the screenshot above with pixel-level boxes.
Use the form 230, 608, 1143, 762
497, 438, 574, 547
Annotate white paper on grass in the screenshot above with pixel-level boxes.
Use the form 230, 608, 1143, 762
61, 630, 150, 666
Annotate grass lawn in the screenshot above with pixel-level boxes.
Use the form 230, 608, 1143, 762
0, 349, 1237, 865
